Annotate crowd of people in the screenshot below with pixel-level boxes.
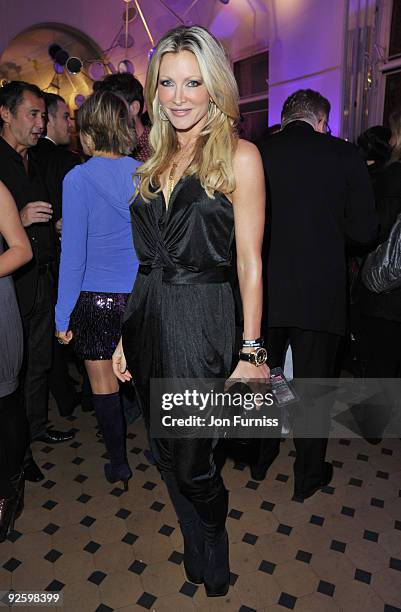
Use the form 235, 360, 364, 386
0, 23, 400, 598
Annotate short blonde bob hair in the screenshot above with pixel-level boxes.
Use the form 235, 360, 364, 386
137, 25, 240, 200
77, 90, 135, 155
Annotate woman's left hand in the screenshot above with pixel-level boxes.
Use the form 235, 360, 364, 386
55, 330, 73, 345
226, 360, 270, 391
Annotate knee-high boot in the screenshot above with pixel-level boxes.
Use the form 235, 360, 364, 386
161, 471, 204, 584
187, 483, 230, 597
92, 393, 132, 490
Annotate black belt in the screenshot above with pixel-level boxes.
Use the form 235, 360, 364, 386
138, 264, 230, 284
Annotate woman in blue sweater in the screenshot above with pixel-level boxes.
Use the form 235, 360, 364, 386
55, 91, 140, 490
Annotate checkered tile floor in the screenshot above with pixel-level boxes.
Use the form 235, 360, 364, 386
1, 400, 401, 611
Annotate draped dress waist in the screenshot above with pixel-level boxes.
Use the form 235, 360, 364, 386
122, 176, 236, 389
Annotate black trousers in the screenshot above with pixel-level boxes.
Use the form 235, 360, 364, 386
48, 338, 77, 415
0, 390, 28, 497
353, 316, 401, 438
48, 254, 78, 416
253, 326, 340, 492
363, 316, 401, 377
150, 435, 228, 538
21, 269, 54, 443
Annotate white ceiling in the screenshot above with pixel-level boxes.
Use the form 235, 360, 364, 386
0, 0, 269, 107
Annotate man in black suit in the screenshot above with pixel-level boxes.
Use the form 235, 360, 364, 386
0, 82, 74, 483
256, 89, 378, 499
33, 93, 82, 418
34, 93, 80, 222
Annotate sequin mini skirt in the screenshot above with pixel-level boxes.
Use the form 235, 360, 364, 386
70, 291, 130, 360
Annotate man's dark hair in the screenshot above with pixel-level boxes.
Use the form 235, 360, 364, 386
0, 80, 44, 127
43, 92, 66, 117
357, 125, 391, 163
281, 89, 331, 128
92, 80, 103, 93
96, 73, 144, 114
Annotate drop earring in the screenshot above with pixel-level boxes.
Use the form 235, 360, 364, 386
158, 104, 169, 122
208, 99, 216, 119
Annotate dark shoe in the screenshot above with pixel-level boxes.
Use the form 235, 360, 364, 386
181, 520, 205, 584
204, 529, 230, 597
366, 437, 382, 445
36, 428, 75, 444
250, 466, 268, 481
0, 493, 18, 542
249, 439, 280, 482
293, 462, 333, 501
104, 463, 132, 492
24, 460, 44, 483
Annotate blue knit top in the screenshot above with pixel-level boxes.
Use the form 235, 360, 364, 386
55, 156, 139, 331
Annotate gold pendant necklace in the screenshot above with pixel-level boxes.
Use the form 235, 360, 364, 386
166, 161, 178, 205
165, 141, 196, 206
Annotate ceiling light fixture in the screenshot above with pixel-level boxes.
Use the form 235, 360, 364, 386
66, 56, 83, 74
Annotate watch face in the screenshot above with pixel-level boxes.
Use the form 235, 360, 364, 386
256, 348, 268, 365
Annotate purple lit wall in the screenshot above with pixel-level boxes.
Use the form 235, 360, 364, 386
267, 0, 347, 136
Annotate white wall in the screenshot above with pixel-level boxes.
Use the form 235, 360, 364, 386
267, 0, 347, 135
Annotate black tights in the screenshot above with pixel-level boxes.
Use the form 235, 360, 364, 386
0, 390, 28, 497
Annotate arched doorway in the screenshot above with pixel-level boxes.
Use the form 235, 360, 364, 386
0, 23, 105, 111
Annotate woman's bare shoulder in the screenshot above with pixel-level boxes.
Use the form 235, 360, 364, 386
234, 138, 261, 164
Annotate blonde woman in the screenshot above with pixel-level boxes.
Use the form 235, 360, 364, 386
113, 26, 268, 596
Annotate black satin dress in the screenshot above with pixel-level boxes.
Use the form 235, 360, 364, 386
123, 175, 235, 387
122, 175, 236, 533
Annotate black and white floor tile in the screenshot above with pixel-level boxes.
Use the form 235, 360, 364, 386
1, 401, 401, 611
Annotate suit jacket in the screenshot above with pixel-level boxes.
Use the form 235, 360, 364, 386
258, 121, 378, 336
32, 138, 81, 221
0, 137, 56, 316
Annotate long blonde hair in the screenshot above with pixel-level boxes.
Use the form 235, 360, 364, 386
137, 26, 240, 200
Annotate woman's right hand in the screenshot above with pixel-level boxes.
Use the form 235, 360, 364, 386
112, 337, 132, 382
55, 330, 73, 345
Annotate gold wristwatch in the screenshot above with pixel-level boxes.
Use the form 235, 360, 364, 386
239, 347, 268, 367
